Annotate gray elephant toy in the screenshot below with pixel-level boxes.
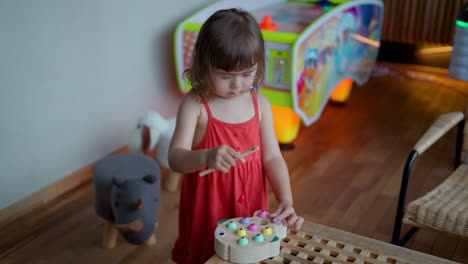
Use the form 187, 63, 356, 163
93, 153, 161, 247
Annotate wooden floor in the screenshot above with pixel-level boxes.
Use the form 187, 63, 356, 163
1, 63, 467, 264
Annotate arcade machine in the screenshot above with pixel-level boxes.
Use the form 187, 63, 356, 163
174, 0, 384, 147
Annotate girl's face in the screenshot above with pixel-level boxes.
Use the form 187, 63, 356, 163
209, 64, 257, 98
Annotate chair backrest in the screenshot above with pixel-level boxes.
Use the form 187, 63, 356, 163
462, 109, 468, 165
413, 112, 463, 155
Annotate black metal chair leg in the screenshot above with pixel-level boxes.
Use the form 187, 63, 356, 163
455, 120, 465, 169
391, 150, 419, 245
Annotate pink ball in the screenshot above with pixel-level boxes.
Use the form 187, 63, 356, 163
258, 211, 269, 218
247, 224, 259, 231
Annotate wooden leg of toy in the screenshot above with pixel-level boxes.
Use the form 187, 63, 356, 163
271, 105, 301, 150
330, 78, 353, 103
102, 221, 118, 249
145, 233, 157, 245
165, 170, 182, 192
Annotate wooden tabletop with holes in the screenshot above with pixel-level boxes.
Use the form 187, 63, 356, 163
205, 220, 459, 264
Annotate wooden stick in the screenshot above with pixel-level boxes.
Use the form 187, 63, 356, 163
199, 146, 259, 177
102, 221, 118, 249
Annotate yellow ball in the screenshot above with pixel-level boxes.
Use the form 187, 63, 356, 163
236, 228, 247, 237
261, 227, 273, 236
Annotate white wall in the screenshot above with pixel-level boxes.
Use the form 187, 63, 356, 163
0, 0, 214, 210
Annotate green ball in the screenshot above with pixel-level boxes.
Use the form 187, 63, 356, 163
254, 234, 265, 243
226, 221, 237, 229
237, 237, 249, 246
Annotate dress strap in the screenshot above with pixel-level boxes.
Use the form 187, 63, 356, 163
200, 91, 258, 119
199, 94, 213, 118
251, 89, 260, 118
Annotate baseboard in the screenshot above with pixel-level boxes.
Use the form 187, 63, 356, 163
376, 61, 449, 76
0, 146, 129, 228
375, 61, 468, 96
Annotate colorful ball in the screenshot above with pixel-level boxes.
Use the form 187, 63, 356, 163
226, 221, 237, 229
247, 224, 259, 231
240, 217, 250, 225
236, 228, 247, 237
237, 237, 249, 246
253, 234, 265, 243
273, 220, 283, 225
258, 211, 269, 218
261, 227, 273, 235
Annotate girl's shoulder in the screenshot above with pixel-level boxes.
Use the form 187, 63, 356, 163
180, 90, 203, 108
255, 92, 270, 105
177, 90, 204, 118
255, 91, 272, 116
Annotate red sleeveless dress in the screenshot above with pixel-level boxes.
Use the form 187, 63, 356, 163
172, 90, 269, 264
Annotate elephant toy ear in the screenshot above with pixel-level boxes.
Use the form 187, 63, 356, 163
133, 198, 143, 210
112, 177, 125, 187
142, 174, 156, 184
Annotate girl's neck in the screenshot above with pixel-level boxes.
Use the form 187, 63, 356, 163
211, 89, 251, 103
208, 90, 255, 124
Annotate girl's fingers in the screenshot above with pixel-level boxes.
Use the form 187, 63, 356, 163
222, 154, 237, 167
270, 208, 282, 218
273, 207, 292, 222
216, 160, 230, 173
291, 216, 304, 231
227, 148, 246, 163
286, 214, 298, 226
221, 148, 245, 168
270, 204, 303, 231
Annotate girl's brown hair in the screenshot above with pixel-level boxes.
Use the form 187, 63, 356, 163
185, 8, 265, 100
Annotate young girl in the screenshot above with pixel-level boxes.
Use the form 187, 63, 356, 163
169, 8, 303, 264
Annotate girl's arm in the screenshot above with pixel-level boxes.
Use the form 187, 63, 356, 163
169, 92, 244, 174
258, 94, 304, 231
168, 93, 209, 173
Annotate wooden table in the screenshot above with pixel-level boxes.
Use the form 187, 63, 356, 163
205, 220, 459, 264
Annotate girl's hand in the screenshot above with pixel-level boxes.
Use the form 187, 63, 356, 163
270, 202, 304, 231
207, 145, 245, 173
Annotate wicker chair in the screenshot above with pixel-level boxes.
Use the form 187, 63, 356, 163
391, 111, 468, 246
